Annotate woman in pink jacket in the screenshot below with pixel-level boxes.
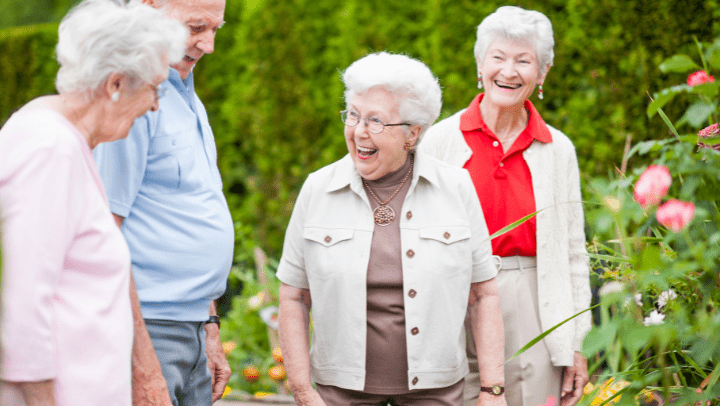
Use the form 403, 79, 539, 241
0, 1, 185, 404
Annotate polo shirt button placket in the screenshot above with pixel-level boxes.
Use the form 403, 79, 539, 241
492, 141, 499, 147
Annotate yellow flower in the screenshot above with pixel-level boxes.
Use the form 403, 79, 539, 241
254, 392, 273, 398
590, 378, 630, 406
583, 382, 594, 395
222, 386, 231, 398
222, 341, 236, 354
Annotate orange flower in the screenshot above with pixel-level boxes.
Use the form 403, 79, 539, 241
243, 366, 260, 382
268, 365, 286, 381
272, 347, 284, 363
222, 341, 236, 354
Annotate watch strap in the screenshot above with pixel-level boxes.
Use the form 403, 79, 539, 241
207, 315, 221, 328
480, 385, 505, 395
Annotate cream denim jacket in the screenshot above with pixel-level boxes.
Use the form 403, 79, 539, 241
421, 110, 592, 366
277, 152, 497, 391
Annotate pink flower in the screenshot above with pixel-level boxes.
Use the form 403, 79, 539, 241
537, 396, 556, 406
634, 165, 672, 208
698, 123, 720, 138
687, 71, 715, 86
656, 200, 695, 232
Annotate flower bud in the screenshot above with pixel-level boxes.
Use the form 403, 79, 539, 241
656, 199, 695, 232
687, 70, 715, 86
633, 165, 671, 208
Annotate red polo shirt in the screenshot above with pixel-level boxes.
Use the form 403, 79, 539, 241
461, 93, 553, 257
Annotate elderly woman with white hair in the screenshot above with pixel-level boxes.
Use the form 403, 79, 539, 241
278, 52, 506, 406
0, 0, 186, 404
422, 6, 591, 406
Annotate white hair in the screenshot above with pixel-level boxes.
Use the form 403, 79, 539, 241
55, 0, 187, 94
474, 6, 555, 76
342, 52, 442, 147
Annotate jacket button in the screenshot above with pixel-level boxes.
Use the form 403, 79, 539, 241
443, 231, 450, 239
412, 377, 419, 385
324, 236, 332, 243
406, 249, 415, 258
411, 327, 419, 335
408, 289, 417, 298
406, 211, 413, 220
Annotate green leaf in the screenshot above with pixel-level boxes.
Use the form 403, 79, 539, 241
655, 105, 682, 140
647, 84, 691, 118
682, 100, 716, 128
508, 304, 599, 362
586, 253, 632, 264
690, 80, 720, 98
658, 54, 700, 73
484, 209, 542, 241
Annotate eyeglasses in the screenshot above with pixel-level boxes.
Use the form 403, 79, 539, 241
149, 82, 168, 101
340, 110, 412, 134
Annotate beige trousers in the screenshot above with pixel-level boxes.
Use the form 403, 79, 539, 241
464, 256, 563, 406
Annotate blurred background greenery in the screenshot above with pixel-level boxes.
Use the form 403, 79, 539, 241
1, 0, 719, 277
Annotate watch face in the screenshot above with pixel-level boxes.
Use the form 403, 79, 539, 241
492, 385, 502, 395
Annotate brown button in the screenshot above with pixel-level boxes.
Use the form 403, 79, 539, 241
412, 377, 419, 385
408, 289, 417, 298
406, 249, 415, 258
324, 236, 332, 243
411, 327, 419, 335
406, 211, 413, 220
443, 231, 451, 239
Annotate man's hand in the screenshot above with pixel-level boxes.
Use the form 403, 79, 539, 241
560, 352, 589, 406
205, 322, 232, 402
477, 391, 507, 406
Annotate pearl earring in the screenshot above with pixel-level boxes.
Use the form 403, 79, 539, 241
477, 73, 483, 90
538, 84, 544, 100
111, 92, 119, 102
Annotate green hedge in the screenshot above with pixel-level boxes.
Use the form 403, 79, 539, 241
2, 0, 719, 259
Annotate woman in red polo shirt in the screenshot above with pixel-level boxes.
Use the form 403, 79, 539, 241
422, 6, 591, 406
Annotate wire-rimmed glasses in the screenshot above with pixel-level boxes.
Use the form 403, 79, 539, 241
340, 110, 411, 134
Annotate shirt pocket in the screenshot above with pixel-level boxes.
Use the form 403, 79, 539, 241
418, 225, 472, 277
303, 227, 360, 279
144, 133, 195, 194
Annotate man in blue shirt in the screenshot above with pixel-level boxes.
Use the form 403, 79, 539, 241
93, 0, 234, 404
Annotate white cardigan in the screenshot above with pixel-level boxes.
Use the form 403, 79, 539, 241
420, 109, 591, 366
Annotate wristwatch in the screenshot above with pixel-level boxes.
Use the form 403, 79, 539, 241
207, 315, 221, 328
480, 385, 505, 396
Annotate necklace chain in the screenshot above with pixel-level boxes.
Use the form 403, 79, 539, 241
363, 155, 414, 206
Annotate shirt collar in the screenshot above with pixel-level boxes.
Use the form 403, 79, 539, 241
325, 152, 440, 194
167, 67, 194, 93
459, 93, 553, 143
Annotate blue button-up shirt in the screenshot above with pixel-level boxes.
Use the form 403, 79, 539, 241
94, 68, 234, 321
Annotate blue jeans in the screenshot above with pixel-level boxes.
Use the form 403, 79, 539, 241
145, 319, 212, 406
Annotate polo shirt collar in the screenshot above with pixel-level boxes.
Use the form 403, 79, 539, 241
325, 151, 440, 194
167, 67, 195, 93
459, 93, 553, 143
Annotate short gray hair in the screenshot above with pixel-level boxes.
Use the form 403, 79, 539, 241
474, 6, 554, 76
342, 52, 442, 147
55, 0, 187, 94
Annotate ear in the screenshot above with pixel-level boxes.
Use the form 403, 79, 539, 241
476, 57, 483, 73
407, 125, 421, 145
538, 63, 551, 84
102, 73, 131, 101
141, 0, 157, 6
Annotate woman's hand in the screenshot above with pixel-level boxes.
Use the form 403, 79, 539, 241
279, 283, 321, 405
560, 352, 588, 406
292, 387, 328, 406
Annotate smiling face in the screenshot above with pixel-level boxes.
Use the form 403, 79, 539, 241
478, 37, 548, 109
161, 0, 225, 80
344, 87, 419, 181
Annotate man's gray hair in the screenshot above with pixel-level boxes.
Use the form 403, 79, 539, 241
342, 52, 442, 147
474, 6, 555, 76
55, 0, 187, 94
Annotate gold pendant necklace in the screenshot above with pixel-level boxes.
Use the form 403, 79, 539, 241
362, 155, 414, 227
